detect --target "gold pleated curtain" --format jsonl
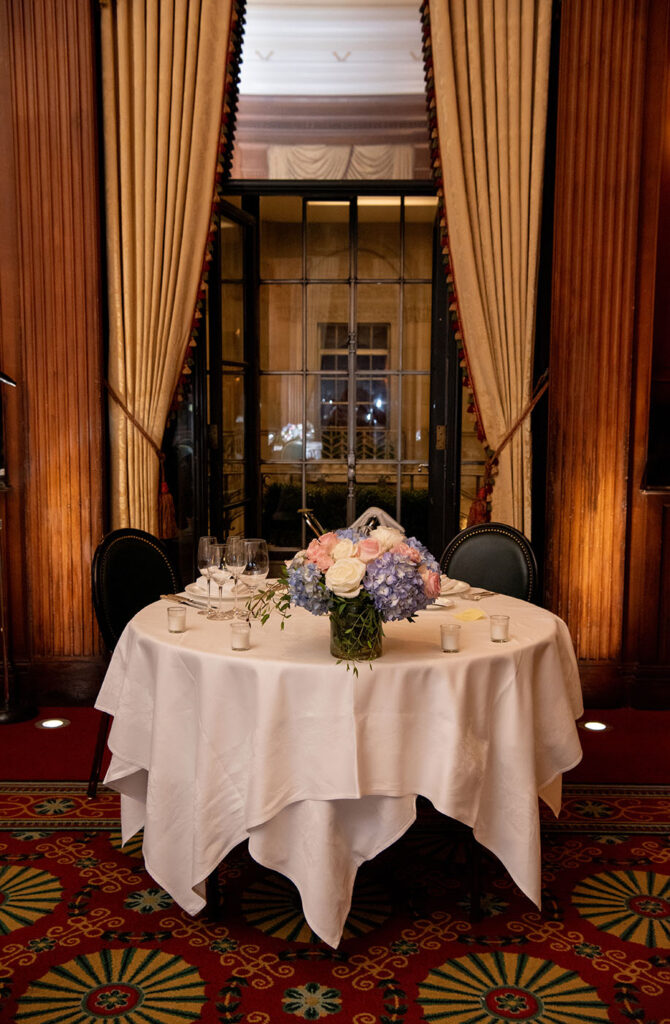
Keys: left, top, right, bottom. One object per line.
{"left": 427, "top": 0, "right": 552, "bottom": 533}
{"left": 100, "top": 0, "right": 234, "bottom": 534}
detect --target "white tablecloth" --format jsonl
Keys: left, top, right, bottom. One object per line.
{"left": 96, "top": 594, "right": 583, "bottom": 947}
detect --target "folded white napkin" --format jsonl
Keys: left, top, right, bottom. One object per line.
{"left": 194, "top": 575, "right": 234, "bottom": 597}
{"left": 440, "top": 575, "right": 466, "bottom": 595}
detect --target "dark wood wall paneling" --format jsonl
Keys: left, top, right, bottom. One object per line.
{"left": 547, "top": 0, "right": 670, "bottom": 706}
{"left": 0, "top": 0, "right": 105, "bottom": 703}
{"left": 625, "top": 0, "right": 670, "bottom": 706}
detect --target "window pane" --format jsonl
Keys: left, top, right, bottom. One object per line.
{"left": 460, "top": 391, "right": 487, "bottom": 530}
{"left": 220, "top": 218, "right": 243, "bottom": 279}
{"left": 260, "top": 195, "right": 302, "bottom": 279}
{"left": 260, "top": 375, "right": 305, "bottom": 460}
{"left": 307, "top": 201, "right": 349, "bottom": 280}
{"left": 354, "top": 471, "right": 399, "bottom": 524}
{"left": 401, "top": 472, "right": 430, "bottom": 542}
{"left": 261, "top": 466, "right": 303, "bottom": 551}
{"left": 223, "top": 469, "right": 245, "bottom": 507}
{"left": 404, "top": 196, "right": 438, "bottom": 279}
{"left": 222, "top": 372, "right": 245, "bottom": 460}
{"left": 357, "top": 376, "right": 397, "bottom": 460}
{"left": 401, "top": 375, "right": 430, "bottom": 461}
{"left": 306, "top": 374, "right": 344, "bottom": 461}
{"left": 403, "top": 283, "right": 431, "bottom": 371}
{"left": 357, "top": 284, "right": 398, "bottom": 369}
{"left": 308, "top": 284, "right": 349, "bottom": 371}
{"left": 357, "top": 196, "right": 400, "bottom": 278}
{"left": 306, "top": 466, "right": 348, "bottom": 531}
{"left": 221, "top": 284, "right": 244, "bottom": 362}
{"left": 223, "top": 505, "right": 246, "bottom": 538}
{"left": 260, "top": 284, "right": 302, "bottom": 370}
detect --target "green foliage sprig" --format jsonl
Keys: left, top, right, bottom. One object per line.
{"left": 244, "top": 570, "right": 292, "bottom": 628}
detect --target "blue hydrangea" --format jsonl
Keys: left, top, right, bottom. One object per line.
{"left": 363, "top": 552, "right": 431, "bottom": 621}
{"left": 287, "top": 561, "right": 331, "bottom": 615}
{"left": 334, "top": 528, "right": 364, "bottom": 543}
{"left": 405, "top": 536, "right": 440, "bottom": 574}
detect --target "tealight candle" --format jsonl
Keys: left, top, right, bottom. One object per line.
{"left": 167, "top": 605, "right": 186, "bottom": 633}
{"left": 440, "top": 622, "right": 461, "bottom": 652}
{"left": 231, "top": 620, "right": 251, "bottom": 650}
{"left": 490, "top": 614, "right": 510, "bottom": 643}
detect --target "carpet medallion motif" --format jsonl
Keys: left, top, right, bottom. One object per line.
{"left": 1, "top": 783, "right": 670, "bottom": 1022}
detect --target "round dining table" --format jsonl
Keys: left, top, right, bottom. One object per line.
{"left": 96, "top": 590, "right": 584, "bottom": 948}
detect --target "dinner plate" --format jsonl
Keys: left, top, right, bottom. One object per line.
{"left": 425, "top": 597, "right": 455, "bottom": 610}
{"left": 185, "top": 582, "right": 234, "bottom": 603}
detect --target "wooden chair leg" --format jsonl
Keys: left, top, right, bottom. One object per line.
{"left": 87, "top": 711, "right": 111, "bottom": 799}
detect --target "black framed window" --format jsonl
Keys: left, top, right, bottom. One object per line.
{"left": 165, "top": 181, "right": 471, "bottom": 577}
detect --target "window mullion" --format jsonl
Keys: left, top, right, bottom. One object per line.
{"left": 347, "top": 199, "right": 358, "bottom": 527}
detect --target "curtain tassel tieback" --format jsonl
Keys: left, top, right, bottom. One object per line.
{"left": 467, "top": 369, "right": 550, "bottom": 526}
{"left": 105, "top": 382, "right": 178, "bottom": 540}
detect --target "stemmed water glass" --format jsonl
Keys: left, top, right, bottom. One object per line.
{"left": 206, "top": 543, "right": 229, "bottom": 620}
{"left": 196, "top": 536, "right": 217, "bottom": 616}
{"left": 224, "top": 536, "right": 247, "bottom": 620}
{"left": 242, "top": 539, "right": 269, "bottom": 596}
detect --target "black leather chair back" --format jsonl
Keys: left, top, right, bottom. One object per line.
{"left": 440, "top": 522, "right": 538, "bottom": 602}
{"left": 92, "top": 528, "right": 180, "bottom": 651}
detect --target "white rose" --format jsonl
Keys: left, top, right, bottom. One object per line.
{"left": 325, "top": 557, "right": 366, "bottom": 598}
{"left": 330, "top": 538, "right": 357, "bottom": 560}
{"left": 369, "top": 526, "right": 405, "bottom": 553}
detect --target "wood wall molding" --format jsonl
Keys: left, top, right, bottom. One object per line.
{"left": 545, "top": 0, "right": 648, "bottom": 663}
{"left": 0, "top": 0, "right": 104, "bottom": 667}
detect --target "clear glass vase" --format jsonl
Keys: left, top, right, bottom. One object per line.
{"left": 329, "top": 597, "right": 383, "bottom": 662}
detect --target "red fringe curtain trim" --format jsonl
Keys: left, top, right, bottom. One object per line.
{"left": 420, "top": 1, "right": 495, "bottom": 525}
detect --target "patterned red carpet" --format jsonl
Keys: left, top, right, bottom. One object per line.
{"left": 1, "top": 783, "right": 670, "bottom": 1022}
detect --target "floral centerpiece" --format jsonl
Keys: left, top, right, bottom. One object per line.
{"left": 249, "top": 525, "right": 441, "bottom": 669}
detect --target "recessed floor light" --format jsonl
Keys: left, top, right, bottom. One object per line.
{"left": 35, "top": 718, "right": 70, "bottom": 730}
{"left": 579, "top": 720, "right": 610, "bottom": 732}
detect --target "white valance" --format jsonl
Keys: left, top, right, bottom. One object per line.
{"left": 268, "top": 144, "right": 414, "bottom": 180}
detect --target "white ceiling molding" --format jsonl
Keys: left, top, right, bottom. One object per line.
{"left": 239, "top": 1, "right": 425, "bottom": 96}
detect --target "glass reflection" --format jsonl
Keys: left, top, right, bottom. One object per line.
{"left": 307, "top": 202, "right": 349, "bottom": 280}
{"left": 357, "top": 196, "right": 400, "bottom": 278}
{"left": 260, "top": 284, "right": 302, "bottom": 370}
{"left": 260, "top": 196, "right": 302, "bottom": 279}
{"left": 404, "top": 196, "right": 438, "bottom": 279}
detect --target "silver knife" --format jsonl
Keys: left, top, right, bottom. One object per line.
{"left": 160, "top": 593, "right": 202, "bottom": 608}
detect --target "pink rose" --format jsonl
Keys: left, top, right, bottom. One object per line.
{"left": 391, "top": 542, "right": 422, "bottom": 564}
{"left": 421, "top": 569, "right": 441, "bottom": 599}
{"left": 318, "top": 532, "right": 339, "bottom": 555}
{"left": 356, "top": 538, "right": 381, "bottom": 563}
{"left": 305, "top": 538, "right": 334, "bottom": 572}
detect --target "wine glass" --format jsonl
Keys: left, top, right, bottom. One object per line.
{"left": 242, "top": 539, "right": 269, "bottom": 596}
{"left": 196, "top": 536, "right": 217, "bottom": 616}
{"left": 224, "top": 536, "right": 247, "bottom": 620}
{"left": 206, "top": 543, "right": 229, "bottom": 620}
